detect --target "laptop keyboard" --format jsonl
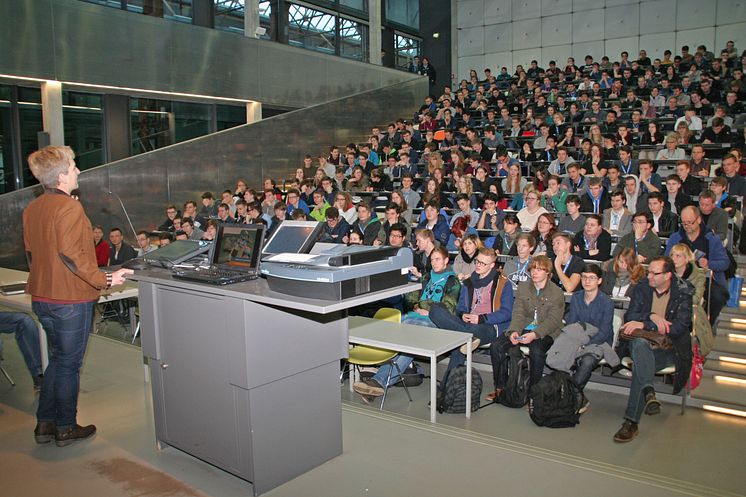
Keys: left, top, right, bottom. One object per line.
{"left": 172, "top": 267, "right": 259, "bottom": 285}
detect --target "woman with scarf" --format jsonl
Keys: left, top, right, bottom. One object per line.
{"left": 353, "top": 247, "right": 460, "bottom": 402}
{"left": 502, "top": 233, "right": 535, "bottom": 290}
{"left": 669, "top": 243, "right": 714, "bottom": 356}
{"left": 453, "top": 234, "right": 483, "bottom": 280}
{"left": 600, "top": 247, "right": 646, "bottom": 297}
{"left": 491, "top": 213, "right": 521, "bottom": 256}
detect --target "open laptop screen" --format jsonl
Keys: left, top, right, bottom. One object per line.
{"left": 212, "top": 224, "right": 265, "bottom": 269}
{"left": 262, "top": 220, "right": 322, "bottom": 257}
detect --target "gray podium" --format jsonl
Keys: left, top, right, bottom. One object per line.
{"left": 132, "top": 270, "right": 417, "bottom": 495}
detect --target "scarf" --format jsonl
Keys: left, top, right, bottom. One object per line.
{"left": 460, "top": 248, "right": 476, "bottom": 264}
{"left": 584, "top": 232, "right": 599, "bottom": 251}
{"left": 471, "top": 267, "right": 497, "bottom": 289}
{"left": 616, "top": 269, "right": 631, "bottom": 288}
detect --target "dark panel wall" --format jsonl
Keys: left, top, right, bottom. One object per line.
{"left": 419, "top": 0, "right": 452, "bottom": 93}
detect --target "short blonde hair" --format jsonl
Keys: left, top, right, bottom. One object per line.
{"left": 27, "top": 146, "right": 75, "bottom": 188}
{"left": 669, "top": 243, "right": 695, "bottom": 264}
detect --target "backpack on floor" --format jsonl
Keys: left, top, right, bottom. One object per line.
{"left": 394, "top": 362, "right": 425, "bottom": 387}
{"left": 498, "top": 348, "right": 530, "bottom": 408}
{"left": 528, "top": 371, "right": 585, "bottom": 428}
{"left": 437, "top": 365, "right": 482, "bottom": 414}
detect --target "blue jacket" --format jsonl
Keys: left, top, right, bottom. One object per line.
{"left": 665, "top": 225, "right": 730, "bottom": 287}
{"left": 417, "top": 214, "right": 450, "bottom": 247}
{"left": 564, "top": 291, "right": 615, "bottom": 346}
{"left": 456, "top": 273, "right": 514, "bottom": 330}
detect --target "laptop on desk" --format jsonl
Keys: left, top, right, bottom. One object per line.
{"left": 172, "top": 223, "right": 265, "bottom": 285}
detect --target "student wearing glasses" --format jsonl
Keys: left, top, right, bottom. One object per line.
{"left": 517, "top": 189, "right": 548, "bottom": 231}
{"left": 614, "top": 256, "right": 693, "bottom": 443}
{"left": 486, "top": 255, "right": 564, "bottom": 402}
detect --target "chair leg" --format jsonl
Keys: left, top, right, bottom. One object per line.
{"left": 131, "top": 321, "right": 141, "bottom": 344}
{"left": 680, "top": 380, "right": 689, "bottom": 415}
{"left": 0, "top": 365, "right": 15, "bottom": 386}
{"left": 380, "top": 363, "right": 394, "bottom": 410}
{"left": 392, "top": 361, "right": 413, "bottom": 402}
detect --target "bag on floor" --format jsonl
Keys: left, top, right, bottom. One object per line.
{"left": 528, "top": 371, "right": 585, "bottom": 428}
{"left": 727, "top": 275, "right": 744, "bottom": 308}
{"left": 394, "top": 362, "right": 425, "bottom": 387}
{"left": 437, "top": 365, "right": 482, "bottom": 414}
{"left": 498, "top": 348, "right": 530, "bottom": 408}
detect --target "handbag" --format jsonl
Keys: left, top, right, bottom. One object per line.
{"left": 690, "top": 341, "right": 704, "bottom": 390}
{"left": 619, "top": 329, "right": 673, "bottom": 350}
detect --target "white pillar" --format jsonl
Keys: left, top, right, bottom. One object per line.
{"left": 369, "top": 0, "right": 382, "bottom": 65}
{"left": 41, "top": 81, "right": 64, "bottom": 146}
{"left": 246, "top": 101, "right": 262, "bottom": 123}
{"left": 244, "top": 0, "right": 260, "bottom": 38}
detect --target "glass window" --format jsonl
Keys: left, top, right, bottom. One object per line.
{"left": 62, "top": 91, "right": 104, "bottom": 171}
{"left": 18, "top": 88, "right": 43, "bottom": 188}
{"left": 130, "top": 98, "right": 212, "bottom": 155}
{"left": 216, "top": 104, "right": 246, "bottom": 131}
{"left": 385, "top": 0, "right": 418, "bottom": 30}
{"left": 395, "top": 33, "right": 420, "bottom": 72}
{"left": 339, "top": 0, "right": 367, "bottom": 14}
{"left": 258, "top": 0, "right": 272, "bottom": 39}
{"left": 215, "top": 0, "right": 245, "bottom": 35}
{"left": 163, "top": 0, "right": 193, "bottom": 23}
{"left": 339, "top": 17, "right": 367, "bottom": 62}
{"left": 287, "top": 4, "right": 336, "bottom": 56}
{"left": 0, "top": 85, "right": 15, "bottom": 194}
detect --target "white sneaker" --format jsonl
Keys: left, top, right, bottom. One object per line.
{"left": 459, "top": 338, "right": 481, "bottom": 355}
{"left": 578, "top": 398, "right": 590, "bottom": 415}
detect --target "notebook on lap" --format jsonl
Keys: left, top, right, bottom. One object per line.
{"left": 172, "top": 223, "right": 265, "bottom": 285}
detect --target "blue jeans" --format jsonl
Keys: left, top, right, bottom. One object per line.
{"left": 572, "top": 353, "right": 601, "bottom": 389}
{"left": 490, "top": 333, "right": 554, "bottom": 388}
{"left": 0, "top": 311, "right": 42, "bottom": 379}
{"left": 428, "top": 303, "right": 500, "bottom": 371}
{"left": 624, "top": 338, "right": 675, "bottom": 424}
{"left": 33, "top": 301, "right": 95, "bottom": 430}
{"left": 371, "top": 314, "right": 435, "bottom": 388}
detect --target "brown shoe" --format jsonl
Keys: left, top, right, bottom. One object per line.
{"left": 34, "top": 422, "right": 56, "bottom": 444}
{"left": 353, "top": 379, "right": 384, "bottom": 398}
{"left": 613, "top": 420, "right": 638, "bottom": 443}
{"left": 55, "top": 424, "right": 96, "bottom": 447}
{"left": 644, "top": 392, "right": 662, "bottom": 416}
{"left": 485, "top": 388, "right": 503, "bottom": 402}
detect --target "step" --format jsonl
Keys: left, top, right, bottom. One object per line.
{"left": 719, "top": 306, "right": 746, "bottom": 318}
{"left": 709, "top": 332, "right": 746, "bottom": 356}
{"left": 703, "top": 357, "right": 746, "bottom": 378}
{"left": 691, "top": 376, "right": 746, "bottom": 408}
{"left": 714, "top": 318, "right": 746, "bottom": 334}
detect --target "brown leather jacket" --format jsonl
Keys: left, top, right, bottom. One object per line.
{"left": 23, "top": 189, "right": 107, "bottom": 301}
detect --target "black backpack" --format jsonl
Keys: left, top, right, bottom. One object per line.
{"left": 498, "top": 348, "right": 530, "bottom": 408}
{"left": 725, "top": 250, "right": 737, "bottom": 280}
{"left": 437, "top": 365, "right": 482, "bottom": 414}
{"left": 528, "top": 371, "right": 585, "bottom": 428}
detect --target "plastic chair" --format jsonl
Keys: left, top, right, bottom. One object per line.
{"left": 0, "top": 338, "right": 16, "bottom": 387}
{"left": 344, "top": 308, "right": 412, "bottom": 410}
{"left": 131, "top": 309, "right": 140, "bottom": 344}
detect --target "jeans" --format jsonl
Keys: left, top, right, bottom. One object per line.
{"left": 0, "top": 311, "right": 42, "bottom": 379}
{"left": 428, "top": 303, "right": 499, "bottom": 371}
{"left": 490, "top": 333, "right": 554, "bottom": 389}
{"left": 371, "top": 314, "right": 435, "bottom": 388}
{"left": 624, "top": 338, "right": 675, "bottom": 424}
{"left": 572, "top": 353, "right": 601, "bottom": 389}
{"left": 33, "top": 301, "right": 95, "bottom": 430}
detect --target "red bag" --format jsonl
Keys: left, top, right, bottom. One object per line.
{"left": 690, "top": 342, "right": 704, "bottom": 391}
{"left": 451, "top": 215, "right": 470, "bottom": 239}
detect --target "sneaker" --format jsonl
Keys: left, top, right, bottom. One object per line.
{"left": 644, "top": 391, "right": 662, "bottom": 416}
{"left": 613, "top": 420, "right": 638, "bottom": 443}
{"left": 459, "top": 338, "right": 481, "bottom": 355}
{"left": 34, "top": 422, "right": 56, "bottom": 444}
{"left": 55, "top": 424, "right": 96, "bottom": 447}
{"left": 353, "top": 379, "right": 384, "bottom": 398}
{"left": 578, "top": 397, "right": 591, "bottom": 415}
{"left": 485, "top": 388, "right": 503, "bottom": 403}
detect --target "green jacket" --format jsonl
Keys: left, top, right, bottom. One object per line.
{"left": 405, "top": 269, "right": 461, "bottom": 314}
{"left": 508, "top": 280, "right": 565, "bottom": 339}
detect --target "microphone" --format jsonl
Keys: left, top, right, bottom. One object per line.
{"left": 108, "top": 190, "right": 139, "bottom": 244}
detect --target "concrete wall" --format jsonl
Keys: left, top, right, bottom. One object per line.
{"left": 455, "top": 0, "right": 746, "bottom": 80}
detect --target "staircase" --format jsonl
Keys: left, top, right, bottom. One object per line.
{"left": 690, "top": 256, "right": 746, "bottom": 418}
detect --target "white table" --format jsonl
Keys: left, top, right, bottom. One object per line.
{"left": 348, "top": 316, "right": 473, "bottom": 423}
{"left": 0, "top": 267, "right": 138, "bottom": 370}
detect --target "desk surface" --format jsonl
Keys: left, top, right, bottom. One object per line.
{"left": 0, "top": 267, "right": 138, "bottom": 312}
{"left": 132, "top": 269, "right": 420, "bottom": 315}
{"left": 348, "top": 316, "right": 471, "bottom": 357}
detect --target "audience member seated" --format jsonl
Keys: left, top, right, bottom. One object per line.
{"left": 346, "top": 202, "right": 381, "bottom": 246}
{"left": 698, "top": 190, "right": 729, "bottom": 242}
{"left": 285, "top": 188, "right": 310, "bottom": 219}
{"left": 158, "top": 232, "right": 172, "bottom": 246}
{"left": 517, "top": 187, "right": 548, "bottom": 231}
{"left": 557, "top": 195, "right": 586, "bottom": 234}
{"left": 647, "top": 192, "right": 678, "bottom": 237}
{"left": 709, "top": 177, "right": 738, "bottom": 218}
{"left": 572, "top": 214, "right": 612, "bottom": 261}
{"left": 308, "top": 189, "right": 331, "bottom": 222}
{"left": 411, "top": 229, "right": 436, "bottom": 279}
{"left": 92, "top": 225, "right": 110, "bottom": 267}
{"left": 542, "top": 175, "right": 568, "bottom": 214}
{"left": 670, "top": 244, "right": 714, "bottom": 356}
{"left": 417, "top": 200, "right": 450, "bottom": 247}
{"left": 158, "top": 204, "right": 179, "bottom": 231}
{"left": 352, "top": 247, "right": 461, "bottom": 403}
{"left": 108, "top": 227, "right": 136, "bottom": 265}
{"left": 0, "top": 311, "right": 43, "bottom": 389}
{"left": 487, "top": 255, "right": 564, "bottom": 401}
{"left": 532, "top": 213, "right": 557, "bottom": 258}
{"left": 430, "top": 248, "right": 514, "bottom": 375}
{"left": 377, "top": 203, "right": 411, "bottom": 246}
{"left": 181, "top": 217, "right": 204, "bottom": 241}
{"left": 603, "top": 190, "right": 633, "bottom": 236}
{"left": 317, "top": 207, "right": 349, "bottom": 244}
{"left": 580, "top": 177, "right": 611, "bottom": 215}
{"left": 612, "top": 211, "right": 662, "bottom": 264}
{"left": 503, "top": 233, "right": 535, "bottom": 290}
{"left": 676, "top": 161, "right": 703, "bottom": 197}
{"left": 216, "top": 203, "right": 234, "bottom": 224}
{"left": 452, "top": 234, "right": 482, "bottom": 280}
{"left": 665, "top": 206, "right": 729, "bottom": 324}
{"left": 664, "top": 174, "right": 693, "bottom": 216}
{"left": 560, "top": 163, "right": 588, "bottom": 196}
{"left": 135, "top": 230, "right": 155, "bottom": 257}
{"left": 202, "top": 220, "right": 218, "bottom": 241}
{"left": 550, "top": 232, "right": 583, "bottom": 292}
{"left": 491, "top": 212, "right": 521, "bottom": 255}
{"left": 613, "top": 256, "right": 692, "bottom": 443}
{"left": 601, "top": 247, "right": 646, "bottom": 297}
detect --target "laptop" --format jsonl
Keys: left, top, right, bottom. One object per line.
{"left": 261, "top": 220, "right": 323, "bottom": 260}
{"left": 172, "top": 223, "right": 265, "bottom": 285}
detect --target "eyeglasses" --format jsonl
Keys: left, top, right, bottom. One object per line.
{"left": 525, "top": 196, "right": 538, "bottom": 201}
{"left": 389, "top": 233, "right": 404, "bottom": 238}
{"left": 475, "top": 259, "right": 494, "bottom": 266}
{"left": 681, "top": 220, "right": 699, "bottom": 226}
{"left": 580, "top": 275, "right": 599, "bottom": 281}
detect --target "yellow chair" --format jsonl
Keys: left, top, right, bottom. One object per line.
{"left": 345, "top": 308, "right": 412, "bottom": 409}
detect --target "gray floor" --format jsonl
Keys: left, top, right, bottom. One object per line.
{"left": 1, "top": 333, "right": 745, "bottom": 497}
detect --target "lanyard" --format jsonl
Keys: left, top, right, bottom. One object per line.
{"left": 562, "top": 256, "right": 572, "bottom": 274}
{"left": 620, "top": 160, "right": 631, "bottom": 175}
{"left": 517, "top": 258, "right": 530, "bottom": 275}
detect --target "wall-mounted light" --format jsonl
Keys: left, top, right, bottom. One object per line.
{"left": 432, "top": 33, "right": 439, "bottom": 39}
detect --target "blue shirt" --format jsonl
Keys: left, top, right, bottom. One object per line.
{"left": 564, "top": 291, "right": 615, "bottom": 346}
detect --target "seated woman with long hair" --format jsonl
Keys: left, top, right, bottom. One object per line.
{"left": 669, "top": 243, "right": 714, "bottom": 356}
{"left": 452, "top": 234, "right": 484, "bottom": 280}
{"left": 531, "top": 213, "right": 557, "bottom": 258}
{"left": 600, "top": 247, "right": 645, "bottom": 298}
